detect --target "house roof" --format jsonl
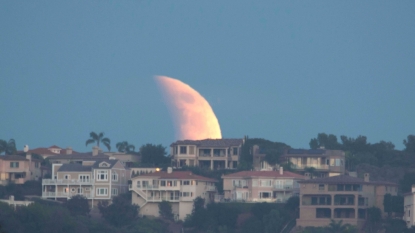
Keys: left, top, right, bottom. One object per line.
{"left": 49, "top": 145, "right": 62, "bottom": 149}
{"left": 281, "top": 149, "right": 344, "bottom": 157}
{"left": 48, "top": 152, "right": 109, "bottom": 160}
{"left": 0, "top": 155, "right": 29, "bottom": 161}
{"left": 58, "top": 164, "right": 92, "bottom": 172}
{"left": 222, "top": 170, "right": 305, "bottom": 179}
{"left": 298, "top": 175, "right": 397, "bottom": 186}
{"left": 22, "top": 146, "right": 79, "bottom": 155}
{"left": 132, "top": 171, "right": 217, "bottom": 182}
{"left": 92, "top": 160, "right": 119, "bottom": 169}
{"left": 171, "top": 139, "right": 244, "bottom": 148}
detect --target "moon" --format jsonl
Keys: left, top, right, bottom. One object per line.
{"left": 155, "top": 76, "right": 222, "bottom": 140}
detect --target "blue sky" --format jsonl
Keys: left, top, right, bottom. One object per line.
{"left": 1, "top": 1, "right": 414, "bottom": 152}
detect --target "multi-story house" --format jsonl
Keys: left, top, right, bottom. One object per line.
{"left": 170, "top": 139, "right": 244, "bottom": 170}
{"left": 297, "top": 174, "right": 397, "bottom": 230}
{"left": 280, "top": 148, "right": 345, "bottom": 177}
{"left": 19, "top": 145, "right": 79, "bottom": 159}
{"left": 221, "top": 168, "right": 305, "bottom": 203}
{"left": 42, "top": 159, "right": 130, "bottom": 207}
{"left": 0, "top": 154, "right": 41, "bottom": 185}
{"left": 403, "top": 185, "right": 415, "bottom": 228}
{"left": 129, "top": 168, "right": 217, "bottom": 220}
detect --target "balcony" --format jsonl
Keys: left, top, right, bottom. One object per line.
{"left": 42, "top": 192, "right": 93, "bottom": 199}
{"left": 146, "top": 196, "right": 180, "bottom": 202}
{"left": 273, "top": 185, "right": 295, "bottom": 190}
{"left": 42, "top": 179, "right": 93, "bottom": 185}
{"left": 292, "top": 164, "right": 329, "bottom": 170}
{"left": 205, "top": 186, "right": 217, "bottom": 192}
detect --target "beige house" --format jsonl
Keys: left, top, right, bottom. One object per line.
{"left": 170, "top": 139, "right": 244, "bottom": 170}
{"left": 42, "top": 159, "right": 130, "bottom": 207}
{"left": 130, "top": 168, "right": 217, "bottom": 220}
{"left": 297, "top": 174, "right": 397, "bottom": 230}
{"left": 221, "top": 168, "right": 305, "bottom": 203}
{"left": 403, "top": 185, "right": 415, "bottom": 228}
{"left": 280, "top": 148, "right": 345, "bottom": 177}
{"left": 0, "top": 154, "right": 42, "bottom": 185}
{"left": 20, "top": 145, "right": 78, "bottom": 159}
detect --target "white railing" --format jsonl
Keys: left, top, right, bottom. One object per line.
{"left": 205, "top": 186, "right": 216, "bottom": 192}
{"left": 42, "top": 179, "right": 93, "bottom": 185}
{"left": 292, "top": 164, "right": 329, "bottom": 170}
{"left": 273, "top": 185, "right": 297, "bottom": 190}
{"left": 42, "top": 192, "right": 93, "bottom": 198}
{"left": 146, "top": 196, "right": 180, "bottom": 202}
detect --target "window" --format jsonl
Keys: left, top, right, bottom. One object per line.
{"left": 260, "top": 180, "right": 272, "bottom": 187}
{"left": 260, "top": 192, "right": 271, "bottom": 199}
{"left": 111, "top": 188, "right": 118, "bottom": 196}
{"left": 77, "top": 188, "right": 83, "bottom": 194}
{"left": 189, "top": 146, "right": 195, "bottom": 155}
{"left": 160, "top": 181, "right": 166, "bottom": 186}
{"left": 112, "top": 173, "right": 118, "bottom": 181}
{"left": 183, "top": 180, "right": 190, "bottom": 185}
{"left": 63, "top": 188, "right": 69, "bottom": 193}
{"left": 79, "top": 175, "right": 90, "bottom": 182}
{"left": 136, "top": 181, "right": 141, "bottom": 188}
{"left": 319, "top": 184, "right": 325, "bottom": 191}
{"left": 253, "top": 180, "right": 258, "bottom": 187}
{"left": 35, "top": 162, "right": 39, "bottom": 168}
{"left": 71, "top": 188, "right": 75, "bottom": 193}
{"left": 97, "top": 170, "right": 108, "bottom": 181}
{"left": 181, "top": 192, "right": 192, "bottom": 197}
{"left": 233, "top": 147, "right": 238, "bottom": 155}
{"left": 96, "top": 188, "right": 108, "bottom": 196}
{"left": 10, "top": 162, "right": 19, "bottom": 168}
{"left": 64, "top": 174, "right": 70, "bottom": 180}
{"left": 180, "top": 146, "right": 187, "bottom": 154}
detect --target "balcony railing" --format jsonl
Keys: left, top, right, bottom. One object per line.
{"left": 273, "top": 185, "right": 295, "bottom": 190}
{"left": 205, "top": 186, "right": 217, "bottom": 192}
{"left": 146, "top": 196, "right": 180, "bottom": 202}
{"left": 42, "top": 192, "right": 93, "bottom": 198}
{"left": 42, "top": 179, "right": 93, "bottom": 185}
{"left": 292, "top": 164, "right": 329, "bottom": 170}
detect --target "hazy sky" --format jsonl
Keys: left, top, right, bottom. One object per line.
{"left": 1, "top": 1, "right": 414, "bottom": 152}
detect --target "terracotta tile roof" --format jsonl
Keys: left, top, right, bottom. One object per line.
{"left": 22, "top": 147, "right": 79, "bottom": 155}
{"left": 298, "top": 175, "right": 397, "bottom": 186}
{"left": 0, "top": 155, "right": 29, "bottom": 161}
{"left": 132, "top": 171, "right": 217, "bottom": 182}
{"left": 48, "top": 152, "right": 109, "bottom": 160}
{"left": 222, "top": 170, "right": 305, "bottom": 179}
{"left": 171, "top": 139, "right": 243, "bottom": 147}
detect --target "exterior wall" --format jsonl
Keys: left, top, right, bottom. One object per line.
{"left": 179, "top": 201, "right": 193, "bottom": 220}
{"left": 0, "top": 158, "right": 41, "bottom": 185}
{"left": 404, "top": 193, "right": 415, "bottom": 228}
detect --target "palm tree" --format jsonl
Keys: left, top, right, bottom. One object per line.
{"left": 85, "top": 132, "right": 111, "bottom": 151}
{"left": 116, "top": 141, "right": 135, "bottom": 153}
{"left": 326, "top": 219, "right": 357, "bottom": 233}
{"left": 0, "top": 139, "right": 16, "bottom": 155}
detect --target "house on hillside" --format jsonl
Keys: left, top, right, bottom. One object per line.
{"left": 20, "top": 145, "right": 79, "bottom": 159}
{"left": 221, "top": 168, "right": 305, "bottom": 203}
{"left": 297, "top": 173, "right": 397, "bottom": 230}
{"left": 280, "top": 148, "right": 345, "bottom": 178}
{"left": 41, "top": 159, "right": 130, "bottom": 207}
{"left": 403, "top": 185, "right": 415, "bottom": 228}
{"left": 170, "top": 138, "right": 244, "bottom": 170}
{"left": 0, "top": 154, "right": 42, "bottom": 185}
{"left": 130, "top": 168, "right": 217, "bottom": 220}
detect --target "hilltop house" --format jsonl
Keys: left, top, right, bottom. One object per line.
{"left": 130, "top": 168, "right": 217, "bottom": 220}
{"left": 297, "top": 174, "right": 397, "bottom": 230}
{"left": 0, "top": 154, "right": 42, "bottom": 185}
{"left": 170, "top": 139, "right": 244, "bottom": 170}
{"left": 221, "top": 168, "right": 305, "bottom": 203}
{"left": 42, "top": 159, "right": 130, "bottom": 207}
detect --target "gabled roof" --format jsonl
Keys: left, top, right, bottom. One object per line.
{"left": 49, "top": 145, "right": 62, "bottom": 149}
{"left": 0, "top": 155, "right": 28, "bottom": 161}
{"left": 58, "top": 164, "right": 92, "bottom": 172}
{"left": 298, "top": 175, "right": 397, "bottom": 186}
{"left": 222, "top": 170, "right": 305, "bottom": 179}
{"left": 132, "top": 171, "right": 217, "bottom": 182}
{"left": 92, "top": 159, "right": 119, "bottom": 169}
{"left": 171, "top": 139, "right": 243, "bottom": 148}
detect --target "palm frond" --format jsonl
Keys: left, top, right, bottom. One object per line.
{"left": 85, "top": 139, "right": 95, "bottom": 146}
{"left": 89, "top": 132, "right": 99, "bottom": 140}
{"left": 103, "top": 141, "right": 111, "bottom": 152}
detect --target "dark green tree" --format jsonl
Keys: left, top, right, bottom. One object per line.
{"left": 263, "top": 209, "right": 284, "bottom": 233}
{"left": 404, "top": 135, "right": 415, "bottom": 154}
{"left": 366, "top": 207, "right": 382, "bottom": 233}
{"left": 158, "top": 201, "right": 173, "bottom": 220}
{"left": 251, "top": 202, "right": 273, "bottom": 221}
{"left": 98, "top": 193, "right": 138, "bottom": 227}
{"left": 0, "top": 139, "right": 17, "bottom": 155}
{"left": 139, "top": 144, "right": 169, "bottom": 166}
{"left": 85, "top": 131, "right": 111, "bottom": 151}
{"left": 325, "top": 219, "right": 356, "bottom": 233}
{"left": 65, "top": 195, "right": 90, "bottom": 216}
{"left": 264, "top": 148, "right": 283, "bottom": 165}
{"left": 116, "top": 141, "right": 135, "bottom": 153}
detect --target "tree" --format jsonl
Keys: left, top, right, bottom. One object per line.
{"left": 98, "top": 193, "right": 138, "bottom": 227}
{"left": 0, "top": 139, "right": 16, "bottom": 155}
{"left": 366, "top": 207, "right": 382, "bottom": 233}
{"left": 158, "top": 201, "right": 173, "bottom": 220}
{"left": 251, "top": 202, "right": 273, "bottom": 221}
{"left": 264, "top": 148, "right": 282, "bottom": 165}
{"left": 139, "top": 144, "right": 169, "bottom": 166}
{"left": 263, "top": 209, "right": 283, "bottom": 233}
{"left": 85, "top": 132, "right": 111, "bottom": 151}
{"left": 325, "top": 219, "right": 356, "bottom": 233}
{"left": 404, "top": 135, "right": 415, "bottom": 154}
{"left": 116, "top": 141, "right": 135, "bottom": 153}
{"left": 65, "top": 195, "right": 90, "bottom": 216}
{"left": 309, "top": 133, "right": 341, "bottom": 150}
{"left": 304, "top": 167, "right": 317, "bottom": 179}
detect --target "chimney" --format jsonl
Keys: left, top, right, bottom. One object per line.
{"left": 26, "top": 153, "right": 32, "bottom": 161}
{"left": 167, "top": 167, "right": 172, "bottom": 174}
{"left": 66, "top": 147, "right": 72, "bottom": 155}
{"left": 364, "top": 173, "right": 370, "bottom": 182}
{"left": 412, "top": 185, "right": 415, "bottom": 193}
{"left": 23, "top": 145, "right": 29, "bottom": 152}
{"left": 92, "top": 146, "right": 99, "bottom": 156}
{"left": 279, "top": 166, "right": 283, "bottom": 175}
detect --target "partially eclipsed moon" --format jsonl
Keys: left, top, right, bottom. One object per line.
{"left": 155, "top": 76, "right": 222, "bottom": 140}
